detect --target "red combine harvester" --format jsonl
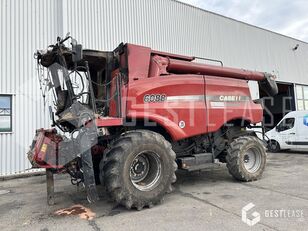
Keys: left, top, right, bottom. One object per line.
{"left": 28, "top": 35, "right": 278, "bottom": 210}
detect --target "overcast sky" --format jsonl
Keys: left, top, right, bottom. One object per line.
{"left": 178, "top": 0, "right": 308, "bottom": 42}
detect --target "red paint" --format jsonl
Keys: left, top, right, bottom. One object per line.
{"left": 125, "top": 74, "right": 262, "bottom": 141}
{"left": 125, "top": 44, "right": 266, "bottom": 82}
{"left": 120, "top": 44, "right": 266, "bottom": 140}
{"left": 31, "top": 129, "right": 64, "bottom": 169}
{"left": 167, "top": 58, "right": 265, "bottom": 81}
{"left": 205, "top": 76, "right": 262, "bottom": 133}
{"left": 126, "top": 44, "right": 152, "bottom": 80}
{"left": 96, "top": 117, "right": 123, "bottom": 127}
{"left": 109, "top": 69, "right": 120, "bottom": 117}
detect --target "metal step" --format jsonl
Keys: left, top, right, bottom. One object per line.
{"left": 177, "top": 153, "right": 219, "bottom": 171}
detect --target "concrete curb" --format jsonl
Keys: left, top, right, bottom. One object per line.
{"left": 0, "top": 170, "right": 46, "bottom": 181}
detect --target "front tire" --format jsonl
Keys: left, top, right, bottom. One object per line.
{"left": 101, "top": 130, "right": 177, "bottom": 210}
{"left": 226, "top": 136, "right": 266, "bottom": 182}
{"left": 268, "top": 140, "right": 280, "bottom": 153}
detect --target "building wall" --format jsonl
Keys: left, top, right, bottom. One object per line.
{"left": 1, "top": 0, "right": 308, "bottom": 175}
{"left": 0, "top": 0, "right": 64, "bottom": 175}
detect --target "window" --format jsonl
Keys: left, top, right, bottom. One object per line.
{"left": 276, "top": 118, "right": 295, "bottom": 132}
{"left": 0, "top": 95, "right": 12, "bottom": 132}
{"left": 296, "top": 85, "right": 308, "bottom": 110}
{"left": 304, "top": 86, "right": 308, "bottom": 99}
{"left": 296, "top": 85, "right": 303, "bottom": 99}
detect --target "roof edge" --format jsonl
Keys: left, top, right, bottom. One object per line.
{"left": 172, "top": 0, "right": 308, "bottom": 45}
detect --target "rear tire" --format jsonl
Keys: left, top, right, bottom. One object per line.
{"left": 226, "top": 136, "right": 266, "bottom": 182}
{"left": 101, "top": 130, "right": 177, "bottom": 210}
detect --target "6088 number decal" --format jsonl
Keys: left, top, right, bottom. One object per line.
{"left": 144, "top": 94, "right": 167, "bottom": 103}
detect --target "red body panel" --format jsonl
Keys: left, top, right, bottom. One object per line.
{"left": 96, "top": 117, "right": 123, "bottom": 127}
{"left": 126, "top": 75, "right": 207, "bottom": 140}
{"left": 125, "top": 74, "right": 262, "bottom": 141}
{"left": 126, "top": 44, "right": 152, "bottom": 80}
{"left": 205, "top": 76, "right": 263, "bottom": 133}
{"left": 167, "top": 58, "right": 265, "bottom": 81}
{"left": 118, "top": 44, "right": 265, "bottom": 141}
{"left": 29, "top": 129, "right": 64, "bottom": 169}
{"left": 109, "top": 69, "right": 120, "bottom": 117}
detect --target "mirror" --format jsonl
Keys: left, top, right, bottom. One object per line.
{"left": 71, "top": 39, "right": 83, "bottom": 63}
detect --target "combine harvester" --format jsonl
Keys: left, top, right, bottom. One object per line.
{"left": 28, "top": 35, "right": 278, "bottom": 210}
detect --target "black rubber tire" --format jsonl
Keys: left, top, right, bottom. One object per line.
{"left": 268, "top": 140, "right": 280, "bottom": 153}
{"left": 226, "top": 136, "right": 266, "bottom": 182}
{"left": 100, "top": 130, "right": 177, "bottom": 210}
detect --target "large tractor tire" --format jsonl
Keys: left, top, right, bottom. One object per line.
{"left": 101, "top": 130, "right": 177, "bottom": 210}
{"left": 226, "top": 136, "right": 266, "bottom": 182}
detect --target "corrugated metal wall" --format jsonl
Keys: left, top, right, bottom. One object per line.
{"left": 0, "top": 0, "right": 62, "bottom": 175}
{"left": 62, "top": 0, "right": 308, "bottom": 84}
{"left": 1, "top": 0, "right": 308, "bottom": 175}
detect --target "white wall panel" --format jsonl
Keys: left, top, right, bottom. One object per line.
{"left": 0, "top": 0, "right": 61, "bottom": 175}
{"left": 63, "top": 0, "right": 308, "bottom": 85}
{"left": 1, "top": 0, "right": 308, "bottom": 175}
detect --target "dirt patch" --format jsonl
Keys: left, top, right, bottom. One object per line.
{"left": 54, "top": 204, "right": 96, "bottom": 220}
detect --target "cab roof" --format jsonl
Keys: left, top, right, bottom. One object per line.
{"left": 285, "top": 111, "right": 308, "bottom": 117}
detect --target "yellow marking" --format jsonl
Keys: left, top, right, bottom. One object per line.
{"left": 41, "top": 144, "right": 47, "bottom": 153}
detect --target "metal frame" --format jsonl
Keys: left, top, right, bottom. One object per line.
{"left": 295, "top": 84, "right": 308, "bottom": 110}
{"left": 46, "top": 169, "right": 55, "bottom": 205}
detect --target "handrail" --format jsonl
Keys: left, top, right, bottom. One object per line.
{"left": 193, "top": 56, "right": 224, "bottom": 67}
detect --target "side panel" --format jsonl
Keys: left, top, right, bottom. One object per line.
{"left": 278, "top": 118, "right": 297, "bottom": 149}
{"left": 205, "top": 76, "right": 263, "bottom": 133}
{"left": 109, "top": 69, "right": 120, "bottom": 117}
{"left": 296, "top": 115, "right": 308, "bottom": 149}
{"left": 126, "top": 44, "right": 152, "bottom": 80}
{"left": 126, "top": 75, "right": 207, "bottom": 141}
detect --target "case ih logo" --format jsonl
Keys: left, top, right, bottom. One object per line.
{"left": 304, "top": 115, "right": 308, "bottom": 127}
{"left": 219, "top": 95, "right": 243, "bottom": 102}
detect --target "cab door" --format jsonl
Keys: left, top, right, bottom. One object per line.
{"left": 276, "top": 117, "right": 297, "bottom": 149}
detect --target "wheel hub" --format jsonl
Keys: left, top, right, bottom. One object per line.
{"left": 129, "top": 151, "right": 162, "bottom": 191}
{"left": 270, "top": 141, "right": 277, "bottom": 150}
{"left": 243, "top": 148, "right": 262, "bottom": 173}
{"left": 130, "top": 155, "right": 150, "bottom": 182}
{"left": 244, "top": 155, "right": 250, "bottom": 163}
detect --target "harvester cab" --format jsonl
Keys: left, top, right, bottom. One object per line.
{"left": 35, "top": 35, "right": 122, "bottom": 126}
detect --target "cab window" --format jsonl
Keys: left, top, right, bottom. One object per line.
{"left": 276, "top": 118, "right": 295, "bottom": 132}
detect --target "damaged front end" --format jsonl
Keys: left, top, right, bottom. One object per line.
{"left": 29, "top": 34, "right": 105, "bottom": 203}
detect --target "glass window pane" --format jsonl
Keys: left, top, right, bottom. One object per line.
{"left": 277, "top": 118, "right": 295, "bottom": 132}
{"left": 0, "top": 116, "right": 11, "bottom": 131}
{"left": 304, "top": 87, "right": 308, "bottom": 100}
{"left": 298, "top": 100, "right": 304, "bottom": 110}
{"left": 305, "top": 100, "right": 308, "bottom": 110}
{"left": 296, "top": 85, "right": 303, "bottom": 99}
{"left": 0, "top": 96, "right": 11, "bottom": 111}
{"left": 0, "top": 95, "right": 12, "bottom": 132}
